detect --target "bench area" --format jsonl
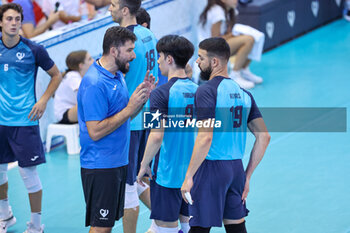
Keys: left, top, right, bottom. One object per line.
{"left": 237, "top": 0, "right": 344, "bottom": 50}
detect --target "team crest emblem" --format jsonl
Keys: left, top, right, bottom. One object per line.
{"left": 311, "top": 1, "right": 319, "bottom": 18}
{"left": 100, "top": 209, "right": 109, "bottom": 218}
{"left": 16, "top": 52, "right": 25, "bottom": 60}
{"left": 287, "top": 11, "right": 296, "bottom": 27}
{"left": 266, "top": 22, "right": 274, "bottom": 39}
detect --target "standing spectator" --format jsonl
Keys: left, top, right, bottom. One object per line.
{"left": 181, "top": 37, "right": 270, "bottom": 233}
{"left": 0, "top": 3, "right": 61, "bottom": 232}
{"left": 12, "top": 0, "right": 60, "bottom": 38}
{"left": 77, "top": 26, "right": 154, "bottom": 233}
{"left": 198, "top": 0, "right": 262, "bottom": 89}
{"left": 54, "top": 50, "right": 93, "bottom": 124}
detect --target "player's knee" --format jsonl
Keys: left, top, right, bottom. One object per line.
{"left": 0, "top": 164, "right": 8, "bottom": 186}
{"left": 18, "top": 166, "right": 42, "bottom": 193}
{"left": 137, "top": 181, "right": 149, "bottom": 196}
{"left": 224, "top": 221, "right": 247, "bottom": 233}
{"left": 124, "top": 182, "right": 139, "bottom": 209}
{"left": 189, "top": 226, "right": 211, "bottom": 233}
{"left": 245, "top": 35, "right": 255, "bottom": 47}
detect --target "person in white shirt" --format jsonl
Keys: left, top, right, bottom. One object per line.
{"left": 198, "top": 0, "right": 263, "bottom": 89}
{"left": 54, "top": 50, "right": 93, "bottom": 124}
{"left": 41, "top": 0, "right": 88, "bottom": 30}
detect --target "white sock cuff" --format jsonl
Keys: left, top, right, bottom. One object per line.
{"left": 0, "top": 164, "right": 8, "bottom": 185}
{"left": 31, "top": 212, "right": 42, "bottom": 229}
{"left": 180, "top": 222, "right": 190, "bottom": 233}
{"left": 157, "top": 226, "right": 179, "bottom": 233}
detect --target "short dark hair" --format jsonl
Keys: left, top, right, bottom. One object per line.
{"left": 120, "top": 0, "right": 141, "bottom": 16}
{"left": 0, "top": 3, "right": 24, "bottom": 31}
{"left": 136, "top": 7, "right": 150, "bottom": 29}
{"left": 102, "top": 26, "right": 136, "bottom": 55}
{"left": 199, "top": 37, "right": 230, "bottom": 62}
{"left": 156, "top": 35, "right": 194, "bottom": 69}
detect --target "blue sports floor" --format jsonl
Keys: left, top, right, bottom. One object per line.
{"left": 6, "top": 19, "right": 350, "bottom": 233}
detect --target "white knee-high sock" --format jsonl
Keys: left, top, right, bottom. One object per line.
{"left": 0, "top": 198, "right": 10, "bottom": 218}
{"left": 31, "top": 212, "right": 41, "bottom": 229}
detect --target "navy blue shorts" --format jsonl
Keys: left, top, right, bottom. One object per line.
{"left": 150, "top": 179, "right": 189, "bottom": 222}
{"left": 57, "top": 110, "right": 76, "bottom": 124}
{"left": 127, "top": 129, "right": 149, "bottom": 185}
{"left": 0, "top": 125, "right": 45, "bottom": 167}
{"left": 189, "top": 159, "right": 249, "bottom": 228}
{"left": 81, "top": 166, "right": 127, "bottom": 227}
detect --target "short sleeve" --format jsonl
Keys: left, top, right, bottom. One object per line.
{"left": 207, "top": 5, "right": 226, "bottom": 26}
{"left": 41, "top": 0, "right": 54, "bottom": 16}
{"left": 35, "top": 45, "right": 54, "bottom": 71}
{"left": 150, "top": 87, "right": 168, "bottom": 116}
{"left": 247, "top": 92, "right": 262, "bottom": 123}
{"left": 13, "top": 0, "right": 36, "bottom": 25}
{"left": 195, "top": 85, "right": 216, "bottom": 121}
{"left": 66, "top": 72, "right": 82, "bottom": 92}
{"left": 82, "top": 85, "right": 108, "bottom": 121}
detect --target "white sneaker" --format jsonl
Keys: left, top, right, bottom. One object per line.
{"left": 240, "top": 67, "right": 263, "bottom": 84}
{"left": 229, "top": 71, "right": 255, "bottom": 89}
{"left": 23, "top": 222, "right": 44, "bottom": 233}
{"left": 0, "top": 207, "right": 16, "bottom": 233}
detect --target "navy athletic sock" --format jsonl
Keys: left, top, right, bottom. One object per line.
{"left": 189, "top": 226, "right": 211, "bottom": 233}
{"left": 224, "top": 221, "right": 247, "bottom": 233}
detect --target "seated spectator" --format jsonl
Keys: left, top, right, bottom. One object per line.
{"left": 198, "top": 0, "right": 263, "bottom": 89}
{"left": 54, "top": 50, "right": 93, "bottom": 124}
{"left": 41, "top": 0, "right": 82, "bottom": 29}
{"left": 12, "top": 0, "right": 60, "bottom": 38}
{"left": 84, "top": 0, "right": 110, "bottom": 8}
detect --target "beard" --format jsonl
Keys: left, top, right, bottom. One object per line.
{"left": 199, "top": 65, "right": 212, "bottom": 81}
{"left": 114, "top": 16, "right": 122, "bottom": 24}
{"left": 115, "top": 55, "right": 130, "bottom": 74}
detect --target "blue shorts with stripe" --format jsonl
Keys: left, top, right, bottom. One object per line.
{"left": 150, "top": 179, "right": 189, "bottom": 222}
{"left": 0, "top": 125, "right": 45, "bottom": 167}
{"left": 189, "top": 159, "right": 249, "bottom": 228}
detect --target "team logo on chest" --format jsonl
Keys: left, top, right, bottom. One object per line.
{"left": 16, "top": 52, "right": 25, "bottom": 62}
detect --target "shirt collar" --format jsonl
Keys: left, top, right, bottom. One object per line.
{"left": 93, "top": 60, "right": 121, "bottom": 79}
